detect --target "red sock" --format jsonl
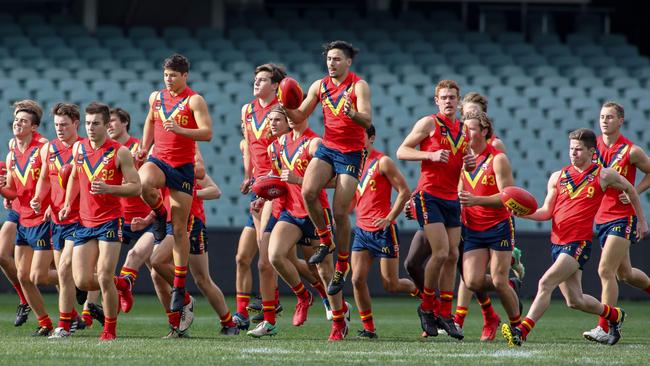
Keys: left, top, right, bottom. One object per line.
{"left": 599, "top": 316, "right": 609, "bottom": 332}
{"left": 104, "top": 317, "right": 117, "bottom": 335}
{"left": 421, "top": 287, "right": 437, "bottom": 313}
{"left": 275, "top": 287, "right": 279, "bottom": 303}
{"left": 439, "top": 291, "right": 453, "bottom": 318}
{"left": 82, "top": 310, "right": 93, "bottom": 327}
{"left": 644, "top": 284, "right": 650, "bottom": 294}
{"left": 262, "top": 300, "right": 276, "bottom": 325}
{"left": 183, "top": 291, "right": 191, "bottom": 305}
{"left": 167, "top": 311, "right": 180, "bottom": 328}
{"left": 454, "top": 306, "right": 468, "bottom": 327}
{"left": 12, "top": 281, "right": 27, "bottom": 305}
{"left": 114, "top": 276, "right": 129, "bottom": 291}
{"left": 332, "top": 308, "right": 345, "bottom": 324}
{"left": 600, "top": 304, "right": 622, "bottom": 323}
{"left": 291, "top": 283, "right": 310, "bottom": 301}
{"left": 310, "top": 281, "right": 327, "bottom": 299}
{"left": 38, "top": 314, "right": 53, "bottom": 330}
{"left": 236, "top": 292, "right": 250, "bottom": 317}
{"left": 173, "top": 265, "right": 187, "bottom": 288}
{"left": 359, "top": 309, "right": 374, "bottom": 332}
{"left": 518, "top": 317, "right": 535, "bottom": 338}
{"left": 410, "top": 288, "right": 422, "bottom": 299}
{"left": 478, "top": 295, "right": 498, "bottom": 320}
{"left": 58, "top": 311, "right": 73, "bottom": 331}
{"left": 509, "top": 314, "right": 522, "bottom": 327}
{"left": 316, "top": 227, "right": 333, "bottom": 247}
{"left": 220, "top": 311, "right": 237, "bottom": 328}
{"left": 120, "top": 266, "right": 138, "bottom": 287}
{"left": 152, "top": 196, "right": 166, "bottom": 217}
{"left": 335, "top": 252, "right": 349, "bottom": 273}
{"left": 71, "top": 308, "right": 78, "bottom": 319}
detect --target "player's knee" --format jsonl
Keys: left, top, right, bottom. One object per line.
{"left": 0, "top": 253, "right": 13, "bottom": 268}
{"left": 332, "top": 211, "right": 349, "bottom": 226}
{"left": 404, "top": 258, "right": 419, "bottom": 277}
{"left": 351, "top": 273, "right": 366, "bottom": 289}
{"left": 97, "top": 272, "right": 114, "bottom": 289}
{"left": 564, "top": 295, "right": 582, "bottom": 309}
{"left": 598, "top": 265, "right": 617, "bottom": 280}
{"left": 236, "top": 251, "right": 253, "bottom": 268}
{"left": 492, "top": 275, "right": 509, "bottom": 291}
{"left": 464, "top": 276, "right": 482, "bottom": 292}
{"left": 615, "top": 267, "right": 633, "bottom": 282}
{"left": 75, "top": 276, "right": 94, "bottom": 291}
{"left": 301, "top": 187, "right": 318, "bottom": 205}
{"left": 192, "top": 272, "right": 210, "bottom": 289}
{"left": 257, "top": 256, "right": 273, "bottom": 274}
{"left": 381, "top": 278, "right": 399, "bottom": 293}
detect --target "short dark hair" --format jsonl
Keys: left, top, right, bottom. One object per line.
{"left": 322, "top": 40, "right": 359, "bottom": 59}
{"left": 163, "top": 53, "right": 190, "bottom": 74}
{"left": 602, "top": 101, "right": 624, "bottom": 119}
{"left": 52, "top": 103, "right": 80, "bottom": 122}
{"left": 568, "top": 128, "right": 597, "bottom": 150}
{"left": 366, "top": 125, "right": 376, "bottom": 139}
{"left": 110, "top": 107, "right": 131, "bottom": 132}
{"left": 254, "top": 63, "right": 287, "bottom": 84}
{"left": 14, "top": 99, "right": 42, "bottom": 126}
{"left": 85, "top": 102, "right": 111, "bottom": 124}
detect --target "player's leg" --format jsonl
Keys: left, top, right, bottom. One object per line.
{"left": 138, "top": 163, "right": 167, "bottom": 239}
{"left": 168, "top": 189, "right": 193, "bottom": 311}
{"left": 51, "top": 239, "right": 77, "bottom": 338}
{"left": 417, "top": 222, "right": 449, "bottom": 336}
{"left": 316, "top": 252, "right": 349, "bottom": 341}
{"left": 295, "top": 244, "right": 331, "bottom": 319}
{"left": 97, "top": 240, "right": 121, "bottom": 340}
{"left": 489, "top": 250, "right": 520, "bottom": 330}
{"left": 15, "top": 244, "right": 52, "bottom": 335}
{"left": 403, "top": 229, "right": 429, "bottom": 291}
{"left": 116, "top": 232, "right": 155, "bottom": 313}
{"left": 256, "top": 206, "right": 279, "bottom": 323}
{"left": 0, "top": 221, "right": 28, "bottom": 325}
{"left": 351, "top": 249, "right": 376, "bottom": 338}
{"left": 301, "top": 158, "right": 335, "bottom": 262}
{"left": 615, "top": 250, "right": 650, "bottom": 295}
{"left": 234, "top": 225, "right": 257, "bottom": 328}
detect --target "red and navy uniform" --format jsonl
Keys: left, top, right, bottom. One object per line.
{"left": 460, "top": 145, "right": 514, "bottom": 252}
{"left": 188, "top": 183, "right": 207, "bottom": 255}
{"left": 414, "top": 113, "right": 469, "bottom": 228}
{"left": 314, "top": 72, "right": 366, "bottom": 178}
{"left": 352, "top": 149, "right": 399, "bottom": 258}
{"left": 149, "top": 87, "right": 197, "bottom": 195}
{"left": 244, "top": 97, "right": 278, "bottom": 181}
{"left": 11, "top": 138, "right": 51, "bottom": 250}
{"left": 72, "top": 138, "right": 124, "bottom": 245}
{"left": 121, "top": 137, "right": 154, "bottom": 245}
{"left": 551, "top": 163, "right": 604, "bottom": 269}
{"left": 276, "top": 129, "right": 332, "bottom": 239}
{"left": 47, "top": 137, "right": 82, "bottom": 251}
{"left": 594, "top": 134, "right": 638, "bottom": 245}
{"left": 241, "top": 139, "right": 255, "bottom": 229}
{"left": 262, "top": 136, "right": 287, "bottom": 233}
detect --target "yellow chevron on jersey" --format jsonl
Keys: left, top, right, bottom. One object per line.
{"left": 320, "top": 82, "right": 354, "bottom": 116}
{"left": 12, "top": 147, "right": 40, "bottom": 186}
{"left": 157, "top": 93, "right": 190, "bottom": 124}
{"left": 357, "top": 159, "right": 379, "bottom": 195}
{"left": 561, "top": 165, "right": 600, "bottom": 199}
{"left": 246, "top": 103, "right": 273, "bottom": 140}
{"left": 79, "top": 144, "right": 117, "bottom": 181}
{"left": 267, "top": 141, "right": 282, "bottom": 175}
{"left": 280, "top": 137, "right": 310, "bottom": 171}
{"left": 435, "top": 117, "right": 467, "bottom": 155}
{"left": 463, "top": 154, "right": 494, "bottom": 189}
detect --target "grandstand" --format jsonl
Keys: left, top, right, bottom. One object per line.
{"left": 0, "top": 1, "right": 649, "bottom": 230}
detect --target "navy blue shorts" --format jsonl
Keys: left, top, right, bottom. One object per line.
{"left": 278, "top": 209, "right": 333, "bottom": 241}
{"left": 245, "top": 213, "right": 255, "bottom": 228}
{"left": 352, "top": 224, "right": 400, "bottom": 258}
{"left": 154, "top": 222, "right": 174, "bottom": 245}
{"left": 148, "top": 156, "right": 194, "bottom": 195}
{"left": 188, "top": 216, "right": 207, "bottom": 255}
{"left": 413, "top": 191, "right": 461, "bottom": 228}
{"left": 6, "top": 209, "right": 19, "bottom": 224}
{"left": 596, "top": 216, "right": 637, "bottom": 247}
{"left": 122, "top": 223, "right": 153, "bottom": 246}
{"left": 462, "top": 218, "right": 515, "bottom": 252}
{"left": 314, "top": 144, "right": 365, "bottom": 178}
{"left": 51, "top": 223, "right": 79, "bottom": 251}
{"left": 16, "top": 221, "right": 51, "bottom": 250}
{"left": 74, "top": 218, "right": 123, "bottom": 246}
{"left": 551, "top": 241, "right": 591, "bottom": 270}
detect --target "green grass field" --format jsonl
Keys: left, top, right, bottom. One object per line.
{"left": 0, "top": 294, "right": 647, "bottom": 365}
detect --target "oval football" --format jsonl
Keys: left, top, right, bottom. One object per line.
{"left": 59, "top": 164, "right": 73, "bottom": 189}
{"left": 500, "top": 186, "right": 538, "bottom": 216}
{"left": 277, "top": 77, "right": 304, "bottom": 109}
{"left": 252, "top": 175, "right": 288, "bottom": 200}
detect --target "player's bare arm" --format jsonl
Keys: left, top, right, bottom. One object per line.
{"left": 377, "top": 155, "right": 410, "bottom": 228}
{"left": 525, "top": 170, "right": 560, "bottom": 221}
{"left": 283, "top": 79, "right": 320, "bottom": 122}
{"left": 29, "top": 143, "right": 52, "bottom": 213}
{"left": 162, "top": 94, "right": 212, "bottom": 141}
{"left": 0, "top": 152, "right": 17, "bottom": 200}
{"left": 460, "top": 153, "right": 514, "bottom": 208}
{"left": 396, "top": 116, "right": 444, "bottom": 162}
{"left": 60, "top": 142, "right": 81, "bottom": 220}
{"left": 630, "top": 145, "right": 650, "bottom": 194}
{"left": 91, "top": 147, "right": 141, "bottom": 197}
{"left": 344, "top": 80, "right": 372, "bottom": 128}
{"left": 197, "top": 174, "right": 221, "bottom": 200}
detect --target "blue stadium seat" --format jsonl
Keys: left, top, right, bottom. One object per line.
{"left": 13, "top": 46, "right": 43, "bottom": 59}
{"left": 68, "top": 36, "right": 100, "bottom": 49}
{"left": 574, "top": 76, "right": 604, "bottom": 89}
{"left": 549, "top": 56, "right": 583, "bottom": 69}
{"left": 493, "top": 64, "right": 524, "bottom": 78}
{"left": 34, "top": 36, "right": 65, "bottom": 48}
{"left": 42, "top": 68, "right": 72, "bottom": 81}
{"left": 95, "top": 26, "right": 124, "bottom": 38}
{"left": 80, "top": 47, "right": 111, "bottom": 61}
{"left": 523, "top": 86, "right": 553, "bottom": 101}
{"left": 129, "top": 26, "right": 157, "bottom": 38}
{"left": 123, "top": 59, "right": 154, "bottom": 73}
{"left": 74, "top": 68, "right": 105, "bottom": 82}
{"left": 539, "top": 75, "right": 570, "bottom": 89}
{"left": 58, "top": 79, "right": 87, "bottom": 93}
{"left": 556, "top": 86, "right": 588, "bottom": 101}
{"left": 91, "top": 80, "right": 121, "bottom": 93}
{"left": 503, "top": 75, "right": 534, "bottom": 88}
{"left": 11, "top": 68, "right": 39, "bottom": 80}
{"left": 56, "top": 25, "right": 87, "bottom": 38}
{"left": 538, "top": 44, "right": 573, "bottom": 58}
{"left": 561, "top": 66, "right": 594, "bottom": 79}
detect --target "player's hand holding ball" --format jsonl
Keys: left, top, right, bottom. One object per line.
{"left": 428, "top": 149, "right": 450, "bottom": 163}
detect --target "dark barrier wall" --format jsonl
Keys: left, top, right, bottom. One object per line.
{"left": 2, "top": 229, "right": 649, "bottom": 300}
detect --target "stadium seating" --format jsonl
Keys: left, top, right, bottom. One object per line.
{"left": 0, "top": 10, "right": 649, "bottom": 229}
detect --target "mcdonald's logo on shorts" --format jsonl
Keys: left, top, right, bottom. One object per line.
{"left": 182, "top": 181, "right": 191, "bottom": 191}
{"left": 345, "top": 165, "right": 356, "bottom": 173}
{"left": 106, "top": 230, "right": 115, "bottom": 238}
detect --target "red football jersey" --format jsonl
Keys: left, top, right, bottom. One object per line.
{"left": 120, "top": 136, "right": 152, "bottom": 224}
{"left": 48, "top": 137, "right": 81, "bottom": 224}
{"left": 317, "top": 72, "right": 365, "bottom": 153}
{"left": 355, "top": 149, "right": 392, "bottom": 231}
{"left": 190, "top": 182, "right": 206, "bottom": 223}
{"left": 551, "top": 164, "right": 604, "bottom": 244}
{"left": 416, "top": 113, "right": 469, "bottom": 201}
{"left": 245, "top": 98, "right": 278, "bottom": 180}
{"left": 265, "top": 138, "right": 286, "bottom": 219}
{"left": 74, "top": 139, "right": 124, "bottom": 227}
{"left": 594, "top": 134, "right": 637, "bottom": 224}
{"left": 461, "top": 145, "right": 511, "bottom": 231}
{"left": 277, "top": 129, "right": 328, "bottom": 218}
{"left": 151, "top": 87, "right": 198, "bottom": 167}
{"left": 10, "top": 138, "right": 49, "bottom": 227}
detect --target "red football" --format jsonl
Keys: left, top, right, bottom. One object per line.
{"left": 500, "top": 186, "right": 538, "bottom": 216}
{"left": 252, "top": 175, "right": 288, "bottom": 200}
{"left": 277, "top": 77, "right": 304, "bottom": 109}
{"left": 59, "top": 164, "right": 73, "bottom": 189}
